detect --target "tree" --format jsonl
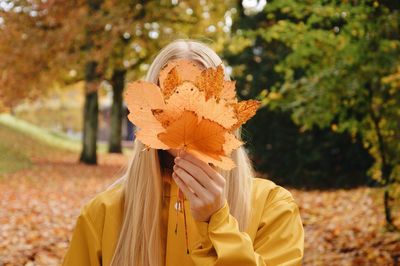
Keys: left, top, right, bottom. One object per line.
{"left": 224, "top": 0, "right": 374, "bottom": 189}
{"left": 227, "top": 0, "right": 399, "bottom": 230}
{"left": 98, "top": 0, "right": 234, "bottom": 154}
{"left": 79, "top": 0, "right": 104, "bottom": 164}
{"left": 1, "top": 0, "right": 235, "bottom": 161}
{"left": 0, "top": 0, "right": 83, "bottom": 112}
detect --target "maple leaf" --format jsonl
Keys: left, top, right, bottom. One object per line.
{"left": 156, "top": 109, "right": 245, "bottom": 170}
{"left": 157, "top": 110, "right": 227, "bottom": 160}
{"left": 158, "top": 58, "right": 237, "bottom": 103}
{"left": 220, "top": 79, "right": 237, "bottom": 104}
{"left": 194, "top": 64, "right": 238, "bottom": 103}
{"left": 124, "top": 80, "right": 169, "bottom": 149}
{"left": 194, "top": 64, "right": 225, "bottom": 101}
{"left": 160, "top": 67, "right": 181, "bottom": 100}
{"left": 124, "top": 58, "right": 261, "bottom": 170}
{"left": 159, "top": 81, "right": 238, "bottom": 129}
{"left": 229, "top": 99, "right": 261, "bottom": 130}
{"left": 158, "top": 58, "right": 204, "bottom": 99}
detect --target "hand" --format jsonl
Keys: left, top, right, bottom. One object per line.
{"left": 172, "top": 150, "right": 227, "bottom": 222}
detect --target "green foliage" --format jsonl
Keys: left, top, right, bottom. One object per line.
{"left": 227, "top": 0, "right": 400, "bottom": 227}
{"left": 262, "top": 1, "right": 399, "bottom": 184}
{"left": 225, "top": 1, "right": 375, "bottom": 188}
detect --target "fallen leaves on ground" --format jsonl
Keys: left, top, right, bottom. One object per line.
{"left": 290, "top": 187, "right": 400, "bottom": 266}
{"left": 0, "top": 149, "right": 399, "bottom": 265}
{"left": 0, "top": 151, "right": 128, "bottom": 266}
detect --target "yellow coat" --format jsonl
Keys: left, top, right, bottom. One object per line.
{"left": 62, "top": 176, "right": 304, "bottom": 265}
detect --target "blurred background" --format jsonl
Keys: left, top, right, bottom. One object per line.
{"left": 0, "top": 0, "right": 399, "bottom": 265}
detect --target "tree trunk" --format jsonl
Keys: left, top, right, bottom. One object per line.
{"left": 367, "top": 84, "right": 398, "bottom": 231}
{"left": 108, "top": 69, "right": 126, "bottom": 153}
{"left": 79, "top": 61, "right": 99, "bottom": 164}
{"left": 372, "top": 111, "right": 397, "bottom": 231}
{"left": 382, "top": 165, "right": 396, "bottom": 231}
{"left": 79, "top": 0, "right": 104, "bottom": 164}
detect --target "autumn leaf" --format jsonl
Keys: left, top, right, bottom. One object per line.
{"left": 160, "top": 67, "right": 181, "bottom": 100}
{"left": 2, "top": 122, "right": 399, "bottom": 265}
{"left": 194, "top": 64, "right": 225, "bottom": 101}
{"left": 220, "top": 79, "right": 237, "bottom": 104}
{"left": 124, "top": 58, "right": 261, "bottom": 170}
{"left": 230, "top": 99, "right": 261, "bottom": 130}
{"left": 159, "top": 58, "right": 237, "bottom": 103}
{"left": 124, "top": 80, "right": 169, "bottom": 149}
{"left": 160, "top": 81, "right": 238, "bottom": 129}
{"left": 223, "top": 131, "right": 244, "bottom": 154}
{"left": 158, "top": 58, "right": 205, "bottom": 98}
{"left": 157, "top": 110, "right": 219, "bottom": 152}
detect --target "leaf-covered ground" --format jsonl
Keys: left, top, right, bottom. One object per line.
{"left": 293, "top": 188, "right": 400, "bottom": 265}
{"left": 0, "top": 124, "right": 399, "bottom": 266}
{"left": 0, "top": 151, "right": 127, "bottom": 266}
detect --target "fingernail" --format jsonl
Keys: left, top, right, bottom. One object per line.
{"left": 175, "top": 157, "right": 180, "bottom": 163}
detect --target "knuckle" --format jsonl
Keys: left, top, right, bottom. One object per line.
{"left": 199, "top": 201, "right": 208, "bottom": 209}
{"left": 215, "top": 187, "right": 223, "bottom": 196}
{"left": 192, "top": 202, "right": 202, "bottom": 211}
{"left": 204, "top": 196, "right": 213, "bottom": 206}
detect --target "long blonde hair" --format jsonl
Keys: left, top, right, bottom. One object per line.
{"left": 110, "top": 39, "right": 256, "bottom": 266}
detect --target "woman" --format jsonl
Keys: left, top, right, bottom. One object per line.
{"left": 62, "top": 39, "right": 304, "bottom": 266}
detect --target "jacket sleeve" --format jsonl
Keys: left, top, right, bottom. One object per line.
{"left": 190, "top": 192, "right": 304, "bottom": 266}
{"left": 61, "top": 205, "right": 102, "bottom": 266}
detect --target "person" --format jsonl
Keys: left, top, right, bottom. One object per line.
{"left": 62, "top": 39, "right": 305, "bottom": 266}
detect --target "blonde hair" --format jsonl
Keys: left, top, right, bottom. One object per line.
{"left": 110, "top": 39, "right": 256, "bottom": 266}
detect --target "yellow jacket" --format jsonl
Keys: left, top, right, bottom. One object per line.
{"left": 62, "top": 177, "right": 304, "bottom": 265}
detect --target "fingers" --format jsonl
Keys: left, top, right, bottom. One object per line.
{"left": 172, "top": 171, "right": 197, "bottom": 203}
{"left": 173, "top": 164, "right": 212, "bottom": 200}
{"left": 179, "top": 150, "right": 226, "bottom": 187}
{"left": 172, "top": 149, "right": 228, "bottom": 222}
{"left": 174, "top": 157, "right": 221, "bottom": 195}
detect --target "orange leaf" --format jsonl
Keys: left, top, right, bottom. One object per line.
{"left": 124, "top": 80, "right": 169, "bottom": 149}
{"left": 221, "top": 80, "right": 237, "bottom": 103}
{"left": 161, "top": 81, "right": 238, "bottom": 129}
{"left": 194, "top": 64, "right": 225, "bottom": 101}
{"left": 223, "top": 132, "right": 244, "bottom": 155}
{"left": 161, "top": 67, "right": 181, "bottom": 100}
{"left": 188, "top": 148, "right": 237, "bottom": 170}
{"left": 124, "top": 59, "right": 261, "bottom": 170}
{"left": 158, "top": 58, "right": 204, "bottom": 93}
{"left": 230, "top": 100, "right": 261, "bottom": 130}
{"left": 158, "top": 110, "right": 225, "bottom": 158}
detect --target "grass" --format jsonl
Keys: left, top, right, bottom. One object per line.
{"left": 0, "top": 113, "right": 131, "bottom": 175}
{"left": 0, "top": 113, "right": 85, "bottom": 152}
{"left": 0, "top": 138, "right": 32, "bottom": 174}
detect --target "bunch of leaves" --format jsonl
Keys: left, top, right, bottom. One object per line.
{"left": 124, "top": 59, "right": 261, "bottom": 170}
